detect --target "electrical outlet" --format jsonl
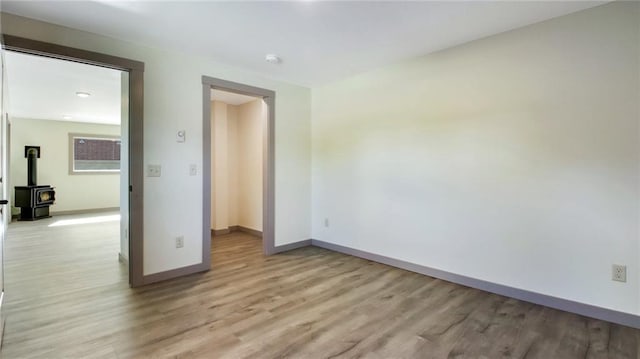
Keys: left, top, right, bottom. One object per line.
{"left": 175, "top": 236, "right": 184, "bottom": 249}
{"left": 147, "top": 164, "right": 161, "bottom": 177}
{"left": 324, "top": 218, "right": 329, "bottom": 227}
{"left": 189, "top": 164, "right": 197, "bottom": 176}
{"left": 612, "top": 264, "right": 627, "bottom": 282}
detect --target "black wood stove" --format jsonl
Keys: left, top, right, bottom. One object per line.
{"left": 15, "top": 146, "right": 55, "bottom": 221}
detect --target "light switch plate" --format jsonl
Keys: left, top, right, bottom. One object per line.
{"left": 189, "top": 164, "right": 197, "bottom": 176}
{"left": 147, "top": 164, "right": 161, "bottom": 177}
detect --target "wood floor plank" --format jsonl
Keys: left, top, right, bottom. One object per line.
{"left": 1, "top": 212, "right": 638, "bottom": 358}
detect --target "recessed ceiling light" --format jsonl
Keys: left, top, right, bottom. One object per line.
{"left": 76, "top": 92, "right": 91, "bottom": 98}
{"left": 63, "top": 115, "right": 73, "bottom": 120}
{"left": 265, "top": 54, "right": 281, "bottom": 64}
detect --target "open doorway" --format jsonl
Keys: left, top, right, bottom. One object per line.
{"left": 202, "top": 77, "right": 275, "bottom": 257}
{"left": 210, "top": 89, "right": 265, "bottom": 247}
{"left": 0, "top": 35, "right": 144, "bottom": 288}
{"left": 3, "top": 51, "right": 128, "bottom": 294}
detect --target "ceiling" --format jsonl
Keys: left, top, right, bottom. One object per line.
{"left": 211, "top": 89, "right": 259, "bottom": 106}
{"left": 5, "top": 51, "right": 122, "bottom": 125}
{"left": 1, "top": 1, "right": 608, "bottom": 87}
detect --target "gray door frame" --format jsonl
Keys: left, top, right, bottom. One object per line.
{"left": 1, "top": 35, "right": 146, "bottom": 287}
{"left": 202, "top": 76, "right": 276, "bottom": 255}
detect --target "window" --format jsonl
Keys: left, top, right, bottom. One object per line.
{"left": 69, "top": 134, "right": 121, "bottom": 174}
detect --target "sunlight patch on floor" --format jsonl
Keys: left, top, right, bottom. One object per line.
{"left": 48, "top": 214, "right": 120, "bottom": 227}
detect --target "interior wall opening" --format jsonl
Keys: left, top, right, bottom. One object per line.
{"left": 3, "top": 50, "right": 129, "bottom": 295}
{"left": 210, "top": 89, "right": 265, "bottom": 245}
{"left": 202, "top": 76, "right": 279, "bottom": 258}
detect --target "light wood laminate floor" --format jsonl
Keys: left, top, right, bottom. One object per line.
{"left": 1, "top": 212, "right": 638, "bottom": 358}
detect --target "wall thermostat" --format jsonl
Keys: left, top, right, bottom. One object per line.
{"left": 176, "top": 130, "right": 186, "bottom": 143}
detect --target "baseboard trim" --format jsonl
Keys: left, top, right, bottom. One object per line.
{"left": 212, "top": 225, "right": 263, "bottom": 238}
{"left": 311, "top": 239, "right": 640, "bottom": 329}
{"left": 231, "top": 225, "right": 262, "bottom": 238}
{"left": 142, "top": 262, "right": 209, "bottom": 286}
{"left": 50, "top": 207, "right": 120, "bottom": 216}
{"left": 212, "top": 228, "right": 230, "bottom": 236}
{"left": 272, "top": 239, "right": 312, "bottom": 254}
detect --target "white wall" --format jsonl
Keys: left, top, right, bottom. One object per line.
{"left": 227, "top": 104, "right": 239, "bottom": 226}
{"left": 312, "top": 2, "right": 640, "bottom": 315}
{"left": 10, "top": 118, "right": 120, "bottom": 213}
{"left": 211, "top": 99, "right": 264, "bottom": 232}
{"left": 0, "top": 12, "right": 312, "bottom": 275}
{"left": 236, "top": 99, "right": 264, "bottom": 231}
{"left": 211, "top": 100, "right": 229, "bottom": 231}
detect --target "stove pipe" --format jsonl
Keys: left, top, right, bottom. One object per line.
{"left": 25, "top": 146, "right": 40, "bottom": 187}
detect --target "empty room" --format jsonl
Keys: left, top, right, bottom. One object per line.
{"left": 2, "top": 50, "right": 131, "bottom": 336}
{"left": 0, "top": 1, "right": 638, "bottom": 358}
